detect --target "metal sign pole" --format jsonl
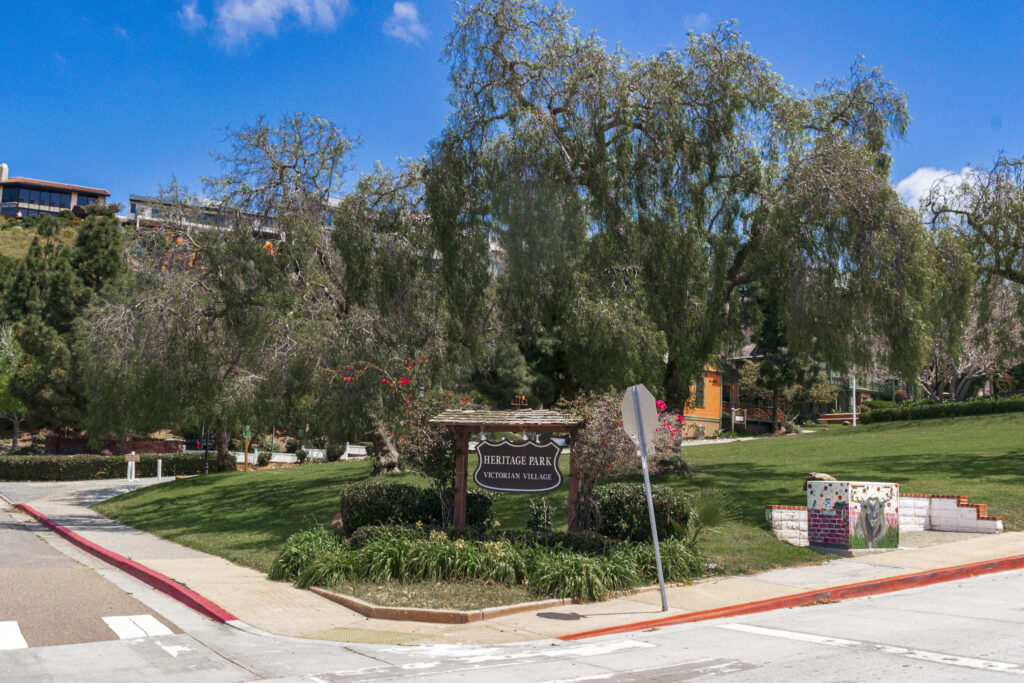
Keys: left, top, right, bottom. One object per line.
{"left": 631, "top": 386, "right": 668, "bottom": 612}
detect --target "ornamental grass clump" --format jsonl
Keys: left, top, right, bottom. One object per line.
{"left": 268, "top": 525, "right": 340, "bottom": 581}
{"left": 270, "top": 523, "right": 711, "bottom": 603}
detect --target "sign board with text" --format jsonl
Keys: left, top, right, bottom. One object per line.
{"left": 474, "top": 440, "right": 562, "bottom": 493}
{"left": 125, "top": 453, "right": 140, "bottom": 462}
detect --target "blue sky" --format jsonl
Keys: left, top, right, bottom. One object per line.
{"left": 2, "top": 1, "right": 1021, "bottom": 210}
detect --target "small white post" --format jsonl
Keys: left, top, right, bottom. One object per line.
{"left": 157, "top": 459, "right": 163, "bottom": 481}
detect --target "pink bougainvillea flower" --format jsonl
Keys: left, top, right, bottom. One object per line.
{"left": 461, "top": 398, "right": 469, "bottom": 403}
{"left": 655, "top": 400, "right": 668, "bottom": 412}
{"left": 399, "top": 377, "right": 411, "bottom": 386}
{"left": 677, "top": 414, "right": 684, "bottom": 423}
{"left": 381, "top": 378, "right": 389, "bottom": 384}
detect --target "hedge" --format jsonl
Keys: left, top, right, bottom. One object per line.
{"left": 0, "top": 453, "right": 207, "bottom": 481}
{"left": 592, "top": 482, "right": 690, "bottom": 542}
{"left": 859, "top": 396, "right": 1024, "bottom": 424}
{"left": 336, "top": 480, "right": 494, "bottom": 534}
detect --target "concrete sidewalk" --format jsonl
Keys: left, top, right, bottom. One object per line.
{"left": 3, "top": 478, "right": 1023, "bottom": 646}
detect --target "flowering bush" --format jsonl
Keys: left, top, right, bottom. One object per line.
{"left": 559, "top": 392, "right": 690, "bottom": 531}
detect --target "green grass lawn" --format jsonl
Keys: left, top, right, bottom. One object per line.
{"left": 93, "top": 413, "right": 1023, "bottom": 580}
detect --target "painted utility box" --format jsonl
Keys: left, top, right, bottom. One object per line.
{"left": 807, "top": 481, "right": 899, "bottom": 549}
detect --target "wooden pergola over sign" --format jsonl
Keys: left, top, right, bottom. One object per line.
{"left": 429, "top": 409, "right": 584, "bottom": 529}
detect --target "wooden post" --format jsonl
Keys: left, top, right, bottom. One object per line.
{"left": 453, "top": 428, "right": 469, "bottom": 528}
{"left": 568, "top": 428, "right": 580, "bottom": 532}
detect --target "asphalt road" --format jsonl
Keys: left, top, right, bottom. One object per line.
{"left": 0, "top": 507, "right": 178, "bottom": 650}
{"left": 290, "top": 568, "right": 1024, "bottom": 682}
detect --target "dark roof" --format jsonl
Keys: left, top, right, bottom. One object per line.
{"left": 2, "top": 176, "right": 110, "bottom": 196}
{"left": 430, "top": 409, "right": 582, "bottom": 431}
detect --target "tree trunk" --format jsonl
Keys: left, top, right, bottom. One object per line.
{"left": 216, "top": 427, "right": 235, "bottom": 472}
{"left": 370, "top": 392, "right": 401, "bottom": 475}
{"left": 10, "top": 414, "right": 20, "bottom": 451}
{"left": 771, "top": 388, "right": 780, "bottom": 432}
{"left": 371, "top": 418, "right": 402, "bottom": 475}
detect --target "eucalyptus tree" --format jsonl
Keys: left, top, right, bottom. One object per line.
{"left": 309, "top": 160, "right": 458, "bottom": 473}
{"left": 80, "top": 115, "right": 457, "bottom": 474}
{"left": 79, "top": 114, "right": 355, "bottom": 469}
{"left": 427, "top": 0, "right": 932, "bottom": 403}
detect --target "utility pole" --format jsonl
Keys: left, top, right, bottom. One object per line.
{"left": 852, "top": 375, "right": 857, "bottom": 427}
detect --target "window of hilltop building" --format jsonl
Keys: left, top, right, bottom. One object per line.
{"left": 1, "top": 187, "right": 18, "bottom": 202}
{"left": 77, "top": 194, "right": 97, "bottom": 207}
{"left": 694, "top": 373, "right": 705, "bottom": 408}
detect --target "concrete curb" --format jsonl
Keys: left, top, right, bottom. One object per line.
{"left": 15, "top": 503, "right": 238, "bottom": 624}
{"left": 310, "top": 587, "right": 571, "bottom": 624}
{"left": 308, "top": 580, "right": 687, "bottom": 625}
{"left": 559, "top": 553, "right": 1024, "bottom": 641}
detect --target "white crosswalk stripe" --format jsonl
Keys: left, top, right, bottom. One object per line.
{"left": 102, "top": 614, "right": 173, "bottom": 640}
{"left": 0, "top": 621, "right": 29, "bottom": 650}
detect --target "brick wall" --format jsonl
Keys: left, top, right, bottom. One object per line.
{"left": 808, "top": 502, "right": 851, "bottom": 547}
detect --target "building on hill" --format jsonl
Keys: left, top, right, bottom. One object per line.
{"left": 0, "top": 163, "right": 108, "bottom": 218}
{"left": 126, "top": 194, "right": 280, "bottom": 238}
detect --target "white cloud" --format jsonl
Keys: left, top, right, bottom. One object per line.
{"left": 114, "top": 25, "right": 129, "bottom": 38}
{"left": 215, "top": 0, "right": 350, "bottom": 46}
{"left": 894, "top": 166, "right": 973, "bottom": 208}
{"left": 685, "top": 12, "right": 711, "bottom": 32}
{"left": 179, "top": 1, "right": 208, "bottom": 33}
{"left": 383, "top": 2, "right": 428, "bottom": 44}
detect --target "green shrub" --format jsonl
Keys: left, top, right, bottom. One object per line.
{"left": 488, "top": 529, "right": 620, "bottom": 555}
{"left": 268, "top": 524, "right": 340, "bottom": 581}
{"left": 347, "top": 524, "right": 424, "bottom": 548}
{"left": 285, "top": 439, "right": 299, "bottom": 453}
{"left": 337, "top": 481, "right": 494, "bottom": 534}
{"left": 592, "top": 483, "right": 690, "bottom": 542}
{"left": 861, "top": 399, "right": 894, "bottom": 411}
{"left": 623, "top": 538, "right": 709, "bottom": 582}
{"left": 295, "top": 448, "right": 308, "bottom": 464}
{"left": 466, "top": 489, "right": 496, "bottom": 527}
{"left": 257, "top": 451, "right": 271, "bottom": 467}
{"left": 294, "top": 547, "right": 359, "bottom": 589}
{"left": 325, "top": 444, "right": 345, "bottom": 462}
{"left": 271, "top": 523, "right": 709, "bottom": 603}
{"left": 527, "top": 497, "right": 553, "bottom": 532}
{"left": 860, "top": 396, "right": 1024, "bottom": 424}
{"left": 529, "top": 551, "right": 635, "bottom": 602}
{"left": 0, "top": 452, "right": 206, "bottom": 481}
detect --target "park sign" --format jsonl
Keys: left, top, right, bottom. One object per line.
{"left": 474, "top": 440, "right": 562, "bottom": 493}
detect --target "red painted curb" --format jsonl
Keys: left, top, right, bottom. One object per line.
{"left": 559, "top": 553, "right": 1024, "bottom": 641}
{"left": 16, "top": 503, "right": 237, "bottom": 624}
